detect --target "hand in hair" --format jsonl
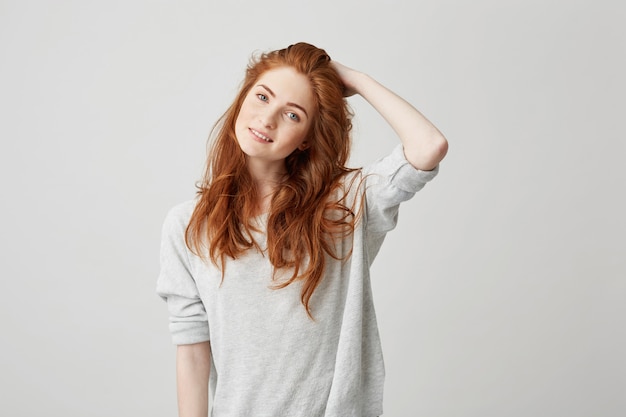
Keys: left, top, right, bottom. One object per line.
{"left": 331, "top": 61, "right": 360, "bottom": 98}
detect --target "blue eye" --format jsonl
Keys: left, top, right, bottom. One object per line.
{"left": 257, "top": 93, "right": 268, "bottom": 101}
{"left": 287, "top": 112, "right": 300, "bottom": 121}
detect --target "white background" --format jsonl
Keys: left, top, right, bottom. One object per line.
{"left": 1, "top": 0, "right": 624, "bottom": 416}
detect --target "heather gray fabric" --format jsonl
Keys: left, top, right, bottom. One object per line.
{"left": 157, "top": 145, "right": 438, "bottom": 417}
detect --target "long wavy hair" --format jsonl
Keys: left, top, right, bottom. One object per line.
{"left": 186, "top": 42, "right": 360, "bottom": 317}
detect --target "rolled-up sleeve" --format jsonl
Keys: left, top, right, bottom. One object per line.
{"left": 156, "top": 203, "right": 210, "bottom": 345}
{"left": 363, "top": 144, "right": 439, "bottom": 233}
{"left": 362, "top": 144, "right": 439, "bottom": 261}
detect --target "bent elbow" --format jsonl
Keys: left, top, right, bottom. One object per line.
{"left": 431, "top": 134, "right": 449, "bottom": 164}
{"left": 407, "top": 133, "right": 448, "bottom": 171}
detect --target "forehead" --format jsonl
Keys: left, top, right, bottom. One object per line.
{"left": 254, "top": 67, "right": 315, "bottom": 109}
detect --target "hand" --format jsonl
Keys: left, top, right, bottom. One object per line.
{"left": 331, "top": 61, "right": 362, "bottom": 97}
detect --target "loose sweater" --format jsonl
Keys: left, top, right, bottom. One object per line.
{"left": 157, "top": 145, "right": 438, "bottom": 417}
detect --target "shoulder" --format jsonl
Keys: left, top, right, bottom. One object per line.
{"left": 336, "top": 168, "right": 366, "bottom": 199}
{"left": 166, "top": 199, "right": 196, "bottom": 220}
{"left": 162, "top": 199, "right": 197, "bottom": 234}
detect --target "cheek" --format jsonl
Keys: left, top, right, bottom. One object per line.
{"left": 236, "top": 105, "right": 253, "bottom": 131}
{"left": 295, "top": 122, "right": 312, "bottom": 142}
{"left": 284, "top": 126, "right": 308, "bottom": 145}
{"left": 237, "top": 98, "right": 254, "bottom": 121}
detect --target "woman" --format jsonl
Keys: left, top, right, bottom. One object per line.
{"left": 157, "top": 42, "right": 447, "bottom": 417}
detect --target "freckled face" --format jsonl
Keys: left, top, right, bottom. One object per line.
{"left": 234, "top": 67, "right": 315, "bottom": 170}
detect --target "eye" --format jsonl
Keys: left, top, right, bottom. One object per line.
{"left": 257, "top": 93, "right": 268, "bottom": 102}
{"left": 287, "top": 112, "right": 300, "bottom": 122}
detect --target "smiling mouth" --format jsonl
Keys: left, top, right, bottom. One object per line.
{"left": 250, "top": 128, "right": 273, "bottom": 142}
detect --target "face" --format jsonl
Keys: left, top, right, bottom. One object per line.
{"left": 235, "top": 66, "right": 315, "bottom": 174}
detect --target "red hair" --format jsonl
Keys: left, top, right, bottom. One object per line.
{"left": 186, "top": 42, "right": 360, "bottom": 317}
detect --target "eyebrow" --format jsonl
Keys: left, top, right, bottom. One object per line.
{"left": 257, "top": 84, "right": 309, "bottom": 118}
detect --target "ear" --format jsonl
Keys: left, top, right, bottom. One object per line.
{"left": 298, "top": 141, "right": 309, "bottom": 151}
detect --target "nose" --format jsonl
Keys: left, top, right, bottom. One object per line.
{"left": 260, "top": 107, "right": 278, "bottom": 129}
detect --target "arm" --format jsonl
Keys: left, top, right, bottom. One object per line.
{"left": 177, "top": 341, "right": 211, "bottom": 417}
{"left": 332, "top": 62, "right": 448, "bottom": 171}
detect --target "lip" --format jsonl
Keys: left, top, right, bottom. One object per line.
{"left": 249, "top": 128, "right": 273, "bottom": 143}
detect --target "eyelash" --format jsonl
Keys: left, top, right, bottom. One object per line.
{"left": 256, "top": 93, "right": 301, "bottom": 122}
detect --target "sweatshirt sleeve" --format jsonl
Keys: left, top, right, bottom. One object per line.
{"left": 362, "top": 144, "right": 439, "bottom": 260}
{"left": 156, "top": 202, "right": 211, "bottom": 345}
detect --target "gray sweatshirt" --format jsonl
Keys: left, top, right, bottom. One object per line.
{"left": 157, "top": 145, "right": 438, "bottom": 417}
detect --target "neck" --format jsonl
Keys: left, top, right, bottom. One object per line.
{"left": 246, "top": 158, "right": 286, "bottom": 215}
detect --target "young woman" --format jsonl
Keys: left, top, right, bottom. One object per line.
{"left": 157, "top": 42, "right": 448, "bottom": 417}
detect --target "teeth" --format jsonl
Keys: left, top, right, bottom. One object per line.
{"left": 251, "top": 129, "right": 272, "bottom": 142}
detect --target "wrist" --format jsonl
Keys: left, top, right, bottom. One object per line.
{"left": 349, "top": 71, "right": 370, "bottom": 95}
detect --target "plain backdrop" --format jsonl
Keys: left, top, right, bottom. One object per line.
{"left": 1, "top": 0, "right": 624, "bottom": 416}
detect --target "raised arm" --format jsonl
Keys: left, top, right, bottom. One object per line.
{"left": 332, "top": 62, "right": 448, "bottom": 171}
{"left": 177, "top": 341, "right": 211, "bottom": 417}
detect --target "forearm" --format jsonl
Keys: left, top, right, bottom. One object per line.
{"left": 177, "top": 342, "right": 211, "bottom": 417}
{"left": 336, "top": 64, "right": 448, "bottom": 171}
